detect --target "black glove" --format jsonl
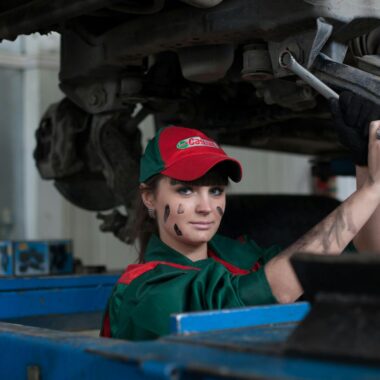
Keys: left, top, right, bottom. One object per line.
{"left": 330, "top": 91, "right": 380, "bottom": 166}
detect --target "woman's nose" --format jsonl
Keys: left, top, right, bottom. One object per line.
{"left": 195, "top": 193, "right": 212, "bottom": 214}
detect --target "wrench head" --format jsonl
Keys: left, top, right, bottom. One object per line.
{"left": 279, "top": 50, "right": 293, "bottom": 69}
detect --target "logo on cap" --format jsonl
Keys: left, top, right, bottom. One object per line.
{"left": 176, "top": 136, "right": 219, "bottom": 150}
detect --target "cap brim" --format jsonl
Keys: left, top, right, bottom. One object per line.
{"left": 161, "top": 154, "right": 242, "bottom": 182}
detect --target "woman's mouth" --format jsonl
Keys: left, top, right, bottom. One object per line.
{"left": 189, "top": 221, "right": 214, "bottom": 230}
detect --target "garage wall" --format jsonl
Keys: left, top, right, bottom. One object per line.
{"left": 0, "top": 68, "right": 24, "bottom": 239}
{"left": 225, "top": 146, "right": 311, "bottom": 195}
{"left": 0, "top": 34, "right": 354, "bottom": 271}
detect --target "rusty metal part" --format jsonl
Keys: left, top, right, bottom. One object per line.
{"left": 91, "top": 112, "right": 141, "bottom": 209}
{"left": 241, "top": 43, "right": 274, "bottom": 81}
{"left": 34, "top": 98, "right": 88, "bottom": 179}
{"left": 177, "top": 44, "right": 234, "bottom": 83}
{"left": 254, "top": 79, "right": 316, "bottom": 111}
{"left": 34, "top": 97, "right": 142, "bottom": 214}
{"left": 60, "top": 75, "right": 143, "bottom": 114}
{"left": 96, "top": 209, "right": 132, "bottom": 243}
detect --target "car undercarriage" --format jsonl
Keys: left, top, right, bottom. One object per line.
{"left": 1, "top": 0, "right": 380, "bottom": 242}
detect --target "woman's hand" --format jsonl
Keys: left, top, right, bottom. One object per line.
{"left": 330, "top": 92, "right": 380, "bottom": 166}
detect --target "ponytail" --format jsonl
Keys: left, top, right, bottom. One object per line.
{"left": 131, "top": 175, "right": 161, "bottom": 263}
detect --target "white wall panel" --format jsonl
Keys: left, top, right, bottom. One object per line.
{"left": 0, "top": 68, "right": 24, "bottom": 238}
{"left": 0, "top": 38, "right": 22, "bottom": 53}
{"left": 225, "top": 146, "right": 312, "bottom": 195}
{"left": 336, "top": 176, "right": 356, "bottom": 201}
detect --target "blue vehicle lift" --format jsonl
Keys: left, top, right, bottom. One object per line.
{"left": 0, "top": 274, "right": 118, "bottom": 331}
{"left": 0, "top": 273, "right": 380, "bottom": 379}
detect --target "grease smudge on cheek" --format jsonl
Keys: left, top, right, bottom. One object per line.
{"left": 217, "top": 207, "right": 224, "bottom": 217}
{"left": 174, "top": 224, "right": 183, "bottom": 236}
{"left": 164, "top": 205, "right": 170, "bottom": 223}
{"left": 177, "top": 204, "right": 185, "bottom": 214}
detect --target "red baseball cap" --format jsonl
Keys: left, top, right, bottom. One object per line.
{"left": 139, "top": 126, "right": 242, "bottom": 183}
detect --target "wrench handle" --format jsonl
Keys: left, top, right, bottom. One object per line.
{"left": 279, "top": 51, "right": 339, "bottom": 101}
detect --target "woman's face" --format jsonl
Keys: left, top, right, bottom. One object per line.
{"left": 145, "top": 176, "right": 226, "bottom": 251}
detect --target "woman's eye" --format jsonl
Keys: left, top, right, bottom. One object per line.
{"left": 210, "top": 187, "right": 224, "bottom": 196}
{"left": 177, "top": 186, "right": 193, "bottom": 195}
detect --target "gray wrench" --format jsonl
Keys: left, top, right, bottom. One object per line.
{"left": 279, "top": 50, "right": 339, "bottom": 100}
{"left": 280, "top": 52, "right": 380, "bottom": 140}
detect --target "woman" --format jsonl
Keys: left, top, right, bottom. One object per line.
{"left": 101, "top": 93, "right": 380, "bottom": 341}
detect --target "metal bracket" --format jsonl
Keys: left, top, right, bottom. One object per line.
{"left": 269, "top": 17, "right": 335, "bottom": 78}
{"left": 307, "top": 18, "right": 334, "bottom": 68}
{"left": 313, "top": 53, "right": 380, "bottom": 105}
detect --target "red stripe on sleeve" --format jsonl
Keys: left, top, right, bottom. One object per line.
{"left": 118, "top": 261, "right": 201, "bottom": 285}
{"left": 208, "top": 250, "right": 250, "bottom": 275}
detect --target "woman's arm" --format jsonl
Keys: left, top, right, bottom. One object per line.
{"left": 352, "top": 166, "right": 380, "bottom": 252}
{"left": 265, "top": 121, "right": 380, "bottom": 304}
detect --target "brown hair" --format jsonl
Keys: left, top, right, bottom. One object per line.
{"left": 132, "top": 164, "right": 229, "bottom": 263}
